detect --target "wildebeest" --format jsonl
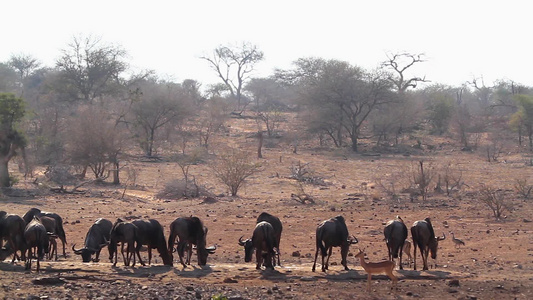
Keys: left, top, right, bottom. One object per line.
{"left": 256, "top": 212, "right": 282, "bottom": 266}
{"left": 238, "top": 221, "right": 277, "bottom": 270}
{"left": 72, "top": 218, "right": 112, "bottom": 262}
{"left": 0, "top": 211, "right": 26, "bottom": 262}
{"left": 312, "top": 215, "right": 358, "bottom": 272}
{"left": 383, "top": 216, "right": 408, "bottom": 269}
{"left": 410, "top": 218, "right": 446, "bottom": 270}
{"left": 132, "top": 219, "right": 173, "bottom": 266}
{"left": 108, "top": 219, "right": 139, "bottom": 267}
{"left": 24, "top": 217, "right": 51, "bottom": 272}
{"left": 39, "top": 216, "right": 59, "bottom": 261}
{"left": 23, "top": 208, "right": 67, "bottom": 258}
{"left": 168, "top": 217, "right": 216, "bottom": 267}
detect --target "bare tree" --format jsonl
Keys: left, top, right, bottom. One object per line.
{"left": 381, "top": 52, "right": 428, "bottom": 93}
{"left": 201, "top": 42, "right": 264, "bottom": 111}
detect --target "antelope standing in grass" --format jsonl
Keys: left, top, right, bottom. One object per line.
{"left": 355, "top": 249, "right": 398, "bottom": 291}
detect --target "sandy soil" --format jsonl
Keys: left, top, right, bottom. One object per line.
{"left": 1, "top": 117, "right": 532, "bottom": 300}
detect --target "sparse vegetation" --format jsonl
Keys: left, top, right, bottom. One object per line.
{"left": 479, "top": 186, "right": 513, "bottom": 219}
{"left": 514, "top": 178, "right": 532, "bottom": 199}
{"left": 211, "top": 149, "right": 261, "bottom": 196}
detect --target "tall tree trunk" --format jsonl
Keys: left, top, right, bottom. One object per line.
{"left": 257, "top": 131, "right": 263, "bottom": 158}
{"left": 0, "top": 157, "right": 10, "bottom": 187}
{"left": 112, "top": 161, "right": 120, "bottom": 185}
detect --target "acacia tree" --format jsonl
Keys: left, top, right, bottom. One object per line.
{"left": 201, "top": 42, "right": 264, "bottom": 111}
{"left": 56, "top": 35, "right": 127, "bottom": 103}
{"left": 8, "top": 54, "right": 40, "bottom": 98}
{"left": 277, "top": 58, "right": 394, "bottom": 152}
{"left": 0, "top": 93, "right": 26, "bottom": 187}
{"left": 131, "top": 79, "right": 191, "bottom": 156}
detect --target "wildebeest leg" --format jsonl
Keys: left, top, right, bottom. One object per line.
{"left": 186, "top": 243, "right": 192, "bottom": 265}
{"left": 148, "top": 246, "right": 152, "bottom": 265}
{"left": 398, "top": 241, "right": 404, "bottom": 270}
{"left": 177, "top": 241, "right": 187, "bottom": 267}
{"left": 312, "top": 247, "right": 319, "bottom": 272}
{"left": 255, "top": 248, "right": 263, "bottom": 270}
{"left": 25, "top": 247, "right": 31, "bottom": 270}
{"left": 95, "top": 249, "right": 101, "bottom": 262}
{"left": 422, "top": 246, "right": 429, "bottom": 271}
{"left": 412, "top": 242, "right": 417, "bottom": 270}
{"left": 135, "top": 243, "right": 145, "bottom": 266}
{"left": 325, "top": 247, "right": 333, "bottom": 271}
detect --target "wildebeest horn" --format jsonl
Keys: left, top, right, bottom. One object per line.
{"left": 437, "top": 233, "right": 446, "bottom": 241}
{"left": 348, "top": 235, "right": 358, "bottom": 244}
{"left": 238, "top": 236, "right": 246, "bottom": 246}
{"left": 206, "top": 245, "right": 217, "bottom": 254}
{"left": 72, "top": 244, "right": 85, "bottom": 254}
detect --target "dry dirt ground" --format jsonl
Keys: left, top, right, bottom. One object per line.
{"left": 1, "top": 118, "right": 532, "bottom": 300}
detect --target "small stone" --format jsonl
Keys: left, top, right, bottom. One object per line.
{"left": 291, "top": 251, "right": 301, "bottom": 257}
{"left": 186, "top": 286, "right": 194, "bottom": 291}
{"left": 223, "top": 278, "right": 238, "bottom": 283}
{"left": 448, "top": 279, "right": 460, "bottom": 287}
{"left": 300, "top": 276, "right": 317, "bottom": 282}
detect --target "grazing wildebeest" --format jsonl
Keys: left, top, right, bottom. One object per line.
{"left": 312, "top": 215, "right": 358, "bottom": 272}
{"left": 23, "top": 208, "right": 67, "bottom": 258}
{"left": 108, "top": 219, "right": 139, "bottom": 267}
{"left": 72, "top": 218, "right": 112, "bottom": 262}
{"left": 168, "top": 217, "right": 216, "bottom": 267}
{"left": 24, "top": 217, "right": 51, "bottom": 272}
{"left": 238, "top": 221, "right": 277, "bottom": 270}
{"left": 256, "top": 212, "right": 282, "bottom": 266}
{"left": 0, "top": 211, "right": 26, "bottom": 262}
{"left": 410, "top": 218, "right": 446, "bottom": 270}
{"left": 132, "top": 219, "right": 173, "bottom": 266}
{"left": 383, "top": 215, "right": 408, "bottom": 269}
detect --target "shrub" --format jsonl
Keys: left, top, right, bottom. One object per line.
{"left": 211, "top": 149, "right": 261, "bottom": 196}
{"left": 479, "top": 186, "right": 513, "bottom": 219}
{"left": 156, "top": 179, "right": 212, "bottom": 200}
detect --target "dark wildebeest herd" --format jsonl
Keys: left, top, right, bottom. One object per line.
{"left": 1, "top": 208, "right": 447, "bottom": 289}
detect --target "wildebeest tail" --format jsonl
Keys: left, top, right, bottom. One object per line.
{"left": 55, "top": 215, "right": 67, "bottom": 244}
{"left": 316, "top": 228, "right": 327, "bottom": 257}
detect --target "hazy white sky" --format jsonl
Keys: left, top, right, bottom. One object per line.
{"left": 2, "top": 0, "right": 530, "bottom": 88}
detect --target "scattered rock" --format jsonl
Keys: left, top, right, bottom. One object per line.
{"left": 300, "top": 276, "right": 317, "bottom": 282}
{"left": 448, "top": 279, "right": 460, "bottom": 287}
{"left": 291, "top": 251, "right": 301, "bottom": 257}
{"left": 223, "top": 278, "right": 238, "bottom": 283}
{"left": 32, "top": 277, "right": 66, "bottom": 285}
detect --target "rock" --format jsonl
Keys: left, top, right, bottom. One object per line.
{"left": 32, "top": 277, "right": 66, "bottom": 285}
{"left": 186, "top": 286, "right": 195, "bottom": 291}
{"left": 291, "top": 251, "right": 301, "bottom": 257}
{"left": 300, "top": 276, "right": 317, "bottom": 282}
{"left": 195, "top": 290, "right": 202, "bottom": 299}
{"left": 448, "top": 279, "right": 460, "bottom": 287}
{"left": 406, "top": 291, "right": 413, "bottom": 296}
{"left": 223, "top": 278, "right": 238, "bottom": 283}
